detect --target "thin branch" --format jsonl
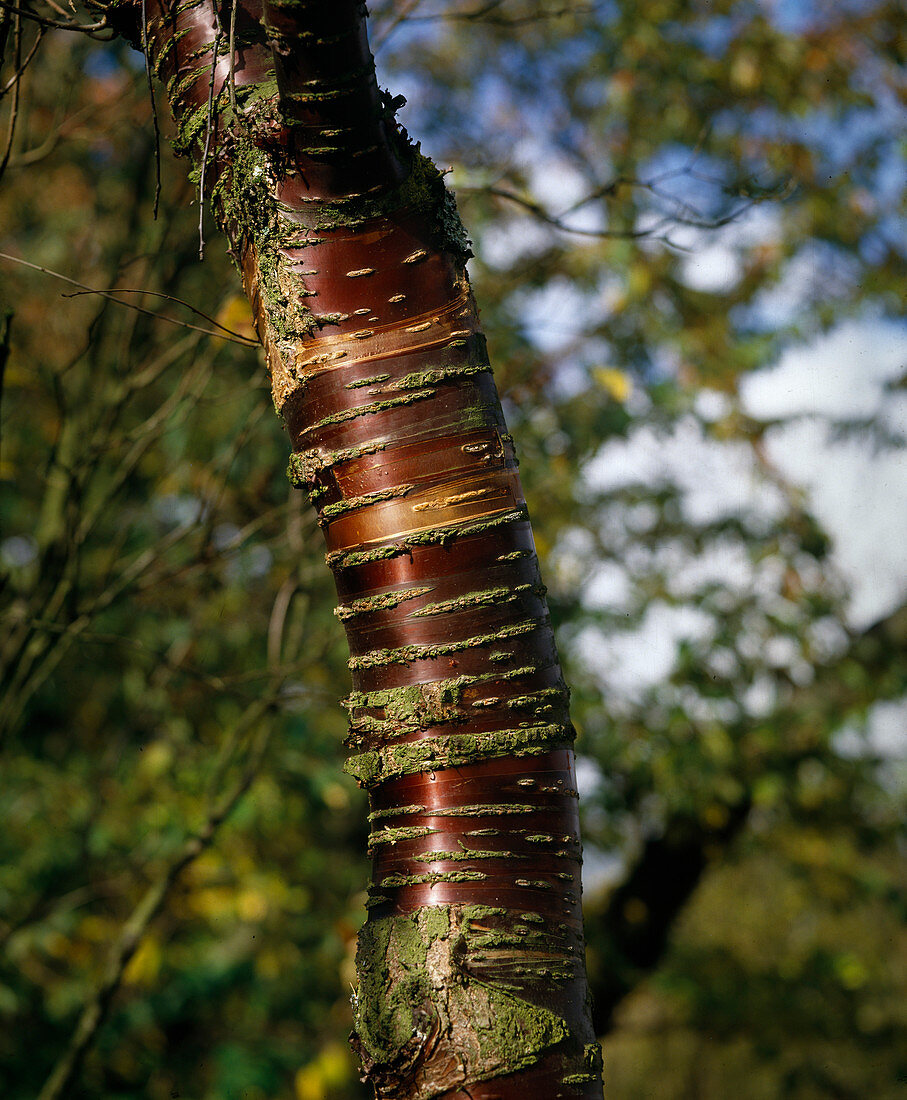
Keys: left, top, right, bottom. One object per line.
{"left": 10, "top": 617, "right": 294, "bottom": 699}
{"left": 0, "top": 5, "right": 11, "bottom": 61}
{"left": 0, "top": 875, "right": 132, "bottom": 952}
{"left": 63, "top": 286, "right": 253, "bottom": 343}
{"left": 210, "top": 0, "right": 237, "bottom": 116}
{"left": 0, "top": 345, "right": 213, "bottom": 737}
{"left": 0, "top": 8, "right": 20, "bottom": 180}
{"left": 389, "top": 0, "right": 592, "bottom": 28}
{"left": 411, "top": 0, "right": 506, "bottom": 22}
{"left": 0, "top": 402, "right": 289, "bottom": 736}
{"left": 74, "top": 358, "right": 215, "bottom": 545}
{"left": 0, "top": 0, "right": 107, "bottom": 33}
{"left": 267, "top": 575, "right": 298, "bottom": 670}
{"left": 198, "top": 29, "right": 222, "bottom": 260}
{"left": 227, "top": 0, "right": 237, "bottom": 112}
{"left": 371, "top": 0, "right": 426, "bottom": 50}
{"left": 140, "top": 0, "right": 162, "bottom": 217}
{"left": 35, "top": 700, "right": 277, "bottom": 1100}
{"left": 0, "top": 252, "right": 259, "bottom": 345}
{"left": 12, "top": 617, "right": 328, "bottom": 690}
{"left": 0, "top": 20, "right": 43, "bottom": 96}
{"left": 4, "top": 105, "right": 68, "bottom": 165}
{"left": 38, "top": 0, "right": 76, "bottom": 19}
{"left": 558, "top": 175, "right": 632, "bottom": 215}
{"left": 459, "top": 184, "right": 654, "bottom": 239}
{"left": 461, "top": 169, "right": 773, "bottom": 241}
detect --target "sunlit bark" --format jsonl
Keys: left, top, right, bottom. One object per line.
{"left": 114, "top": 0, "right": 603, "bottom": 1092}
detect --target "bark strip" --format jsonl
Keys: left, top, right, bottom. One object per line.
{"left": 119, "top": 0, "right": 603, "bottom": 1093}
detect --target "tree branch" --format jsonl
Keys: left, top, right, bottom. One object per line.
{"left": 588, "top": 803, "right": 749, "bottom": 1033}
{"left": 36, "top": 698, "right": 277, "bottom": 1100}
{"left": 0, "top": 252, "right": 259, "bottom": 344}
{"left": 588, "top": 596, "right": 907, "bottom": 1034}
{"left": 0, "top": 0, "right": 108, "bottom": 33}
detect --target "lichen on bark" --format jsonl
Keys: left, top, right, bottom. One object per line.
{"left": 353, "top": 905, "right": 573, "bottom": 1099}
{"left": 344, "top": 724, "right": 572, "bottom": 788}
{"left": 127, "top": 0, "right": 603, "bottom": 1092}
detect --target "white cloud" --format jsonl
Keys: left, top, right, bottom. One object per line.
{"left": 835, "top": 698, "right": 907, "bottom": 761}
{"left": 584, "top": 415, "right": 787, "bottom": 527}
{"left": 741, "top": 317, "right": 907, "bottom": 420}
{"left": 674, "top": 206, "right": 782, "bottom": 295}
{"left": 516, "top": 277, "right": 596, "bottom": 354}
{"left": 679, "top": 241, "right": 743, "bottom": 294}
{"left": 582, "top": 561, "right": 632, "bottom": 610}
{"left": 566, "top": 316, "right": 907, "bottom": 694}
{"left": 742, "top": 316, "right": 907, "bottom": 628}
{"left": 575, "top": 602, "right": 714, "bottom": 697}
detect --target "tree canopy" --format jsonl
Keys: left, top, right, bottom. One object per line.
{"left": 1, "top": 2, "right": 906, "bottom": 1097}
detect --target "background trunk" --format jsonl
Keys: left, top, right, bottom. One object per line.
{"left": 124, "top": 0, "right": 603, "bottom": 1093}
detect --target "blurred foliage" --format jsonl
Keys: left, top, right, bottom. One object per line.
{"left": 0, "top": 37, "right": 365, "bottom": 1100}
{"left": 2, "top": 2, "right": 907, "bottom": 1098}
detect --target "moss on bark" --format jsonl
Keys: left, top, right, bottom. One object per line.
{"left": 352, "top": 904, "right": 576, "bottom": 1099}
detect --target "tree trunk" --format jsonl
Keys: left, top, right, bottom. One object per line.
{"left": 116, "top": 0, "right": 602, "bottom": 1093}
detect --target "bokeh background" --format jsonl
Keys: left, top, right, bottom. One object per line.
{"left": 1, "top": 1, "right": 906, "bottom": 1096}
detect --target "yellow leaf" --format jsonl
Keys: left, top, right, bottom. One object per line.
{"left": 295, "top": 1043, "right": 353, "bottom": 1100}
{"left": 731, "top": 52, "right": 760, "bottom": 91}
{"left": 237, "top": 888, "right": 268, "bottom": 922}
{"left": 189, "top": 885, "right": 236, "bottom": 919}
{"left": 294, "top": 1066, "right": 322, "bottom": 1100}
{"left": 139, "top": 740, "right": 173, "bottom": 779}
{"left": 593, "top": 368, "right": 632, "bottom": 403}
{"left": 123, "top": 936, "right": 161, "bottom": 986}
{"left": 216, "top": 295, "right": 255, "bottom": 341}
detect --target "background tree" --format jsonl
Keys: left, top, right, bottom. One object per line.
{"left": 2, "top": 2, "right": 906, "bottom": 1098}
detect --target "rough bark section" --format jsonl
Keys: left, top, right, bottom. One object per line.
{"left": 127, "top": 0, "right": 602, "bottom": 1094}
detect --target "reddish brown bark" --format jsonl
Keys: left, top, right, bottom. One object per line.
{"left": 119, "top": 0, "right": 603, "bottom": 1093}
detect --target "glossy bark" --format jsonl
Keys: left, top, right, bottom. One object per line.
{"left": 117, "top": 0, "right": 602, "bottom": 1093}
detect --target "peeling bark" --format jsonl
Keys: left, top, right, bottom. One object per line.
{"left": 113, "top": 0, "right": 603, "bottom": 1093}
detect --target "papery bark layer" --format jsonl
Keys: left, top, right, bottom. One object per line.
{"left": 125, "top": 0, "right": 603, "bottom": 1092}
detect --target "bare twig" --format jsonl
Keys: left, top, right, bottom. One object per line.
{"left": 0, "top": 252, "right": 258, "bottom": 345}
{"left": 0, "top": 5, "right": 11, "bottom": 61}
{"left": 140, "top": 0, "right": 162, "bottom": 217}
{"left": 0, "top": 8, "right": 20, "bottom": 179}
{"left": 212, "top": 0, "right": 237, "bottom": 115}
{"left": 74, "top": 357, "right": 215, "bottom": 544}
{"left": 198, "top": 29, "right": 222, "bottom": 259}
{"left": 460, "top": 162, "right": 783, "bottom": 242}
{"left": 0, "top": 0, "right": 107, "bottom": 33}
{"left": 558, "top": 175, "right": 631, "bottom": 215}
{"left": 0, "top": 20, "right": 43, "bottom": 96}
{"left": 7, "top": 617, "right": 300, "bottom": 699}
{"left": 371, "top": 0, "right": 425, "bottom": 49}
{"left": 268, "top": 576, "right": 299, "bottom": 670}
{"left": 383, "top": 0, "right": 591, "bottom": 29}
{"left": 38, "top": 0, "right": 74, "bottom": 18}
{"left": 63, "top": 285, "right": 252, "bottom": 342}
{"left": 4, "top": 103, "right": 78, "bottom": 165}
{"left": 0, "top": 876, "right": 132, "bottom": 951}
{"left": 458, "top": 184, "right": 654, "bottom": 239}
{"left": 227, "top": 0, "right": 237, "bottom": 112}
